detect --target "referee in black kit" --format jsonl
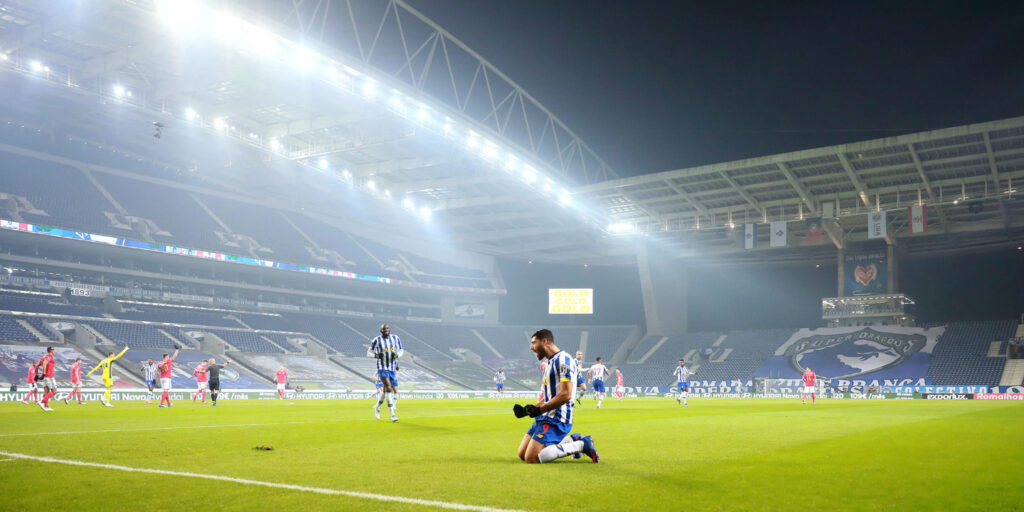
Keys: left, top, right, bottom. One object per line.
{"left": 206, "top": 357, "right": 231, "bottom": 406}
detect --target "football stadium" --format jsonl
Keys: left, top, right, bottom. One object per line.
{"left": 1, "top": 1, "right": 1023, "bottom": 510}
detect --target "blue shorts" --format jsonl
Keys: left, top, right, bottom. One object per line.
{"left": 593, "top": 380, "right": 606, "bottom": 393}
{"left": 677, "top": 382, "right": 689, "bottom": 392}
{"left": 146, "top": 379, "right": 155, "bottom": 387}
{"left": 576, "top": 376, "right": 586, "bottom": 386}
{"left": 526, "top": 417, "right": 573, "bottom": 446}
{"left": 375, "top": 384, "right": 383, "bottom": 390}
{"left": 496, "top": 383, "right": 504, "bottom": 390}
{"left": 377, "top": 370, "right": 397, "bottom": 387}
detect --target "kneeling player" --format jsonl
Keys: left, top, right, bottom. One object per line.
{"left": 514, "top": 329, "right": 598, "bottom": 464}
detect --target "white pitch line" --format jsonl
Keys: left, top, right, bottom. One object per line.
{"left": 0, "top": 411, "right": 506, "bottom": 438}
{"left": 0, "top": 451, "right": 529, "bottom": 512}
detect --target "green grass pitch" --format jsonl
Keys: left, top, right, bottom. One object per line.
{"left": 1, "top": 396, "right": 1021, "bottom": 511}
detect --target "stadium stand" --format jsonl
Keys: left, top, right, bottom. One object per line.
{"left": 238, "top": 354, "right": 368, "bottom": 389}
{"left": 693, "top": 329, "right": 798, "bottom": 383}
{"left": 279, "top": 313, "right": 357, "bottom": 355}
{"left": 234, "top": 313, "right": 297, "bottom": 332}
{"left": 0, "top": 314, "right": 37, "bottom": 342}
{"left": 19, "top": 316, "right": 63, "bottom": 341}
{"left": 85, "top": 320, "right": 181, "bottom": 349}
{"left": 397, "top": 323, "right": 495, "bottom": 358}
{"left": 926, "top": 320, "right": 1016, "bottom": 385}
{"left": 258, "top": 333, "right": 302, "bottom": 353}
{"left": 201, "top": 328, "right": 284, "bottom": 353}
{"left": 0, "top": 147, "right": 122, "bottom": 235}
{"left": 473, "top": 326, "right": 533, "bottom": 359}
{"left": 114, "top": 303, "right": 246, "bottom": 328}
{"left": 198, "top": 194, "right": 314, "bottom": 264}
{"left": 280, "top": 213, "right": 379, "bottom": 275}
{"left": 580, "top": 326, "right": 634, "bottom": 361}
{"left": 93, "top": 173, "right": 236, "bottom": 253}
{"left": 0, "top": 290, "right": 102, "bottom": 317}
{"left": 334, "top": 357, "right": 461, "bottom": 390}
{"left": 340, "top": 318, "right": 452, "bottom": 360}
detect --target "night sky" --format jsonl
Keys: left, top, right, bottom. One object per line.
{"left": 408, "top": 1, "right": 1024, "bottom": 175}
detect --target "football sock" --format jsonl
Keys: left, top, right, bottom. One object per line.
{"left": 376, "top": 392, "right": 386, "bottom": 408}
{"left": 104, "top": 387, "right": 112, "bottom": 403}
{"left": 539, "top": 440, "right": 584, "bottom": 463}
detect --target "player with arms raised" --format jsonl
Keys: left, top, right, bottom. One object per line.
{"left": 512, "top": 329, "right": 599, "bottom": 464}
{"left": 673, "top": 359, "right": 696, "bottom": 406}
{"left": 87, "top": 346, "right": 129, "bottom": 407}
{"left": 192, "top": 359, "right": 208, "bottom": 403}
{"left": 802, "top": 366, "right": 816, "bottom": 405}
{"left": 156, "top": 348, "right": 180, "bottom": 408}
{"left": 367, "top": 323, "right": 402, "bottom": 422}
{"left": 140, "top": 359, "right": 158, "bottom": 403}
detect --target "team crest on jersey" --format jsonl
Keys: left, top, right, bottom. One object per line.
{"left": 784, "top": 328, "right": 926, "bottom": 379}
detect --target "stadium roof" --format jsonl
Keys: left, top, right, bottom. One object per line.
{"left": 1, "top": 0, "right": 1022, "bottom": 267}
{"left": 579, "top": 116, "right": 1024, "bottom": 264}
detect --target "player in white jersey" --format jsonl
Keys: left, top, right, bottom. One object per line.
{"left": 494, "top": 368, "right": 506, "bottom": 399}
{"left": 574, "top": 351, "right": 588, "bottom": 405}
{"left": 367, "top": 323, "right": 403, "bottom": 422}
{"left": 513, "top": 329, "right": 599, "bottom": 464}
{"left": 588, "top": 357, "right": 610, "bottom": 408}
{"left": 673, "top": 359, "right": 696, "bottom": 406}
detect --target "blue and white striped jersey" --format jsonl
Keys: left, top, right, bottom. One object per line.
{"left": 540, "top": 350, "right": 577, "bottom": 425}
{"left": 141, "top": 363, "right": 157, "bottom": 382}
{"left": 494, "top": 371, "right": 505, "bottom": 384}
{"left": 368, "top": 335, "right": 403, "bottom": 372}
{"left": 674, "top": 365, "right": 693, "bottom": 383}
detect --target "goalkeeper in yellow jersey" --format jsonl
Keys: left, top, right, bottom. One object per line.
{"left": 86, "top": 346, "right": 129, "bottom": 407}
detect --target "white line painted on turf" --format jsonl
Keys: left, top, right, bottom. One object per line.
{"left": 0, "top": 451, "right": 530, "bottom": 512}
{"left": 0, "top": 411, "right": 506, "bottom": 438}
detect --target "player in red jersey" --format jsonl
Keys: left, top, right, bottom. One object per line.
{"left": 275, "top": 366, "right": 288, "bottom": 399}
{"left": 614, "top": 369, "right": 625, "bottom": 401}
{"left": 802, "top": 366, "right": 816, "bottom": 405}
{"left": 22, "top": 362, "right": 39, "bottom": 405}
{"left": 157, "top": 348, "right": 180, "bottom": 408}
{"left": 36, "top": 347, "right": 58, "bottom": 411}
{"left": 192, "top": 360, "right": 208, "bottom": 403}
{"left": 63, "top": 357, "right": 85, "bottom": 405}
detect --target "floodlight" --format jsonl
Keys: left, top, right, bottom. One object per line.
{"left": 403, "top": 198, "right": 414, "bottom": 209}
{"left": 156, "top": 0, "right": 201, "bottom": 30}
{"left": 113, "top": 85, "right": 126, "bottom": 97}
{"left": 416, "top": 109, "right": 430, "bottom": 122}
{"left": 483, "top": 145, "right": 497, "bottom": 159}
{"left": 319, "top": 158, "right": 328, "bottom": 170}
{"left": 559, "top": 192, "right": 571, "bottom": 205}
{"left": 294, "top": 46, "right": 315, "bottom": 69}
{"left": 384, "top": 189, "right": 391, "bottom": 198}
{"left": 185, "top": 107, "right": 197, "bottom": 121}
{"left": 213, "top": 117, "right": 227, "bottom": 130}
{"left": 361, "top": 81, "right": 375, "bottom": 97}
{"left": 0, "top": 54, "right": 7, "bottom": 61}
{"left": 270, "top": 139, "right": 281, "bottom": 151}
{"left": 522, "top": 166, "right": 537, "bottom": 183}
{"left": 341, "top": 169, "right": 351, "bottom": 178}
{"left": 29, "top": 60, "right": 43, "bottom": 72}
{"left": 366, "top": 180, "right": 376, "bottom": 190}
{"left": 607, "top": 223, "right": 635, "bottom": 234}
{"left": 420, "top": 207, "right": 431, "bottom": 220}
